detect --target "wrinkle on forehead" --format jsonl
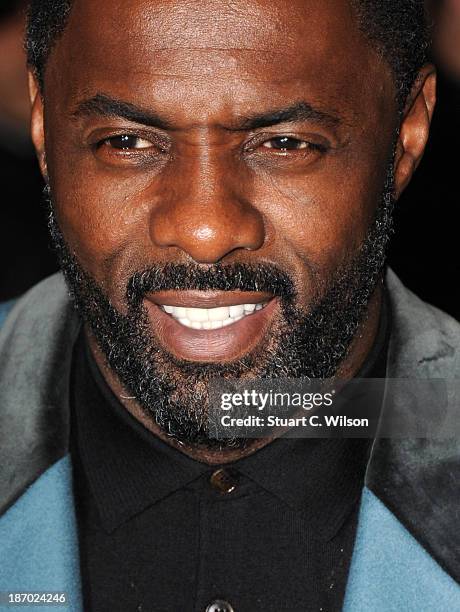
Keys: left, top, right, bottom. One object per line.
{"left": 71, "top": 0, "right": 292, "bottom": 50}
{"left": 68, "top": 0, "right": 361, "bottom": 54}
{"left": 55, "top": 0, "right": 380, "bottom": 89}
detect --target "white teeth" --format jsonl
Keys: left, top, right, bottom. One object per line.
{"left": 186, "top": 307, "right": 209, "bottom": 322}
{"left": 229, "top": 304, "right": 245, "bottom": 318}
{"left": 208, "top": 307, "right": 230, "bottom": 322}
{"left": 161, "top": 302, "right": 269, "bottom": 330}
{"left": 174, "top": 306, "right": 187, "bottom": 319}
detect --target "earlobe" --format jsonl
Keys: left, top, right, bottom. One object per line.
{"left": 28, "top": 71, "right": 48, "bottom": 181}
{"left": 394, "top": 65, "right": 437, "bottom": 199}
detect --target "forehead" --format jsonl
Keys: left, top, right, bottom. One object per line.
{"left": 46, "top": 0, "right": 395, "bottom": 123}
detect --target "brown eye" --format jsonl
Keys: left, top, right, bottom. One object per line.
{"left": 262, "top": 136, "right": 308, "bottom": 151}
{"left": 104, "top": 135, "right": 154, "bottom": 150}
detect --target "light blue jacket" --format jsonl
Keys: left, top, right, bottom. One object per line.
{"left": 0, "top": 271, "right": 459, "bottom": 611}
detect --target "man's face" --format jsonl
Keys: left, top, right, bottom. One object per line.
{"left": 37, "top": 0, "right": 402, "bottom": 444}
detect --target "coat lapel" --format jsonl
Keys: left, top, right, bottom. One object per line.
{"left": 343, "top": 488, "right": 460, "bottom": 611}
{"left": 343, "top": 270, "right": 460, "bottom": 608}
{"left": 0, "top": 456, "right": 83, "bottom": 612}
{"left": 364, "top": 270, "right": 460, "bottom": 584}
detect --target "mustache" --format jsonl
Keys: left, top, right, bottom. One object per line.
{"left": 126, "top": 262, "right": 296, "bottom": 307}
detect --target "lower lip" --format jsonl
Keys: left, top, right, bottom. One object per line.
{"left": 144, "top": 298, "right": 279, "bottom": 363}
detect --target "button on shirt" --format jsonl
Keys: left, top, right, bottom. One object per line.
{"left": 70, "top": 297, "right": 389, "bottom": 612}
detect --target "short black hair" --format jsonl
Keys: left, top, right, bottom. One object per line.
{"left": 26, "top": 0, "right": 430, "bottom": 110}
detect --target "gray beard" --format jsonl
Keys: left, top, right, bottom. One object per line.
{"left": 45, "top": 163, "right": 394, "bottom": 448}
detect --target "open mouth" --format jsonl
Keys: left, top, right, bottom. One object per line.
{"left": 144, "top": 291, "right": 279, "bottom": 363}
{"left": 160, "top": 302, "right": 269, "bottom": 330}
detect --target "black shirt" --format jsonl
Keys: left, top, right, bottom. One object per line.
{"left": 70, "top": 298, "right": 389, "bottom": 612}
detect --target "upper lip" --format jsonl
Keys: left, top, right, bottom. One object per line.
{"left": 145, "top": 290, "right": 274, "bottom": 308}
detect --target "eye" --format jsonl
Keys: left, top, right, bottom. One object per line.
{"left": 102, "top": 134, "right": 155, "bottom": 150}
{"left": 261, "top": 136, "right": 309, "bottom": 151}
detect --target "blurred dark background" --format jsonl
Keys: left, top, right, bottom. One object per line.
{"left": 0, "top": 0, "right": 459, "bottom": 320}
{"left": 0, "top": 0, "right": 55, "bottom": 302}
{"left": 388, "top": 0, "right": 460, "bottom": 320}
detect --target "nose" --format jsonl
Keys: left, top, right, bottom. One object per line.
{"left": 149, "top": 153, "right": 265, "bottom": 264}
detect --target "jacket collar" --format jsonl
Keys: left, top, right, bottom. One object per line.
{"left": 366, "top": 269, "right": 460, "bottom": 583}
{"left": 0, "top": 274, "right": 80, "bottom": 514}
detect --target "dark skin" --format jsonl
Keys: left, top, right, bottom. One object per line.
{"left": 29, "top": 0, "right": 436, "bottom": 464}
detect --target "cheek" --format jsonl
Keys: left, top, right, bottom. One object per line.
{"left": 252, "top": 151, "right": 390, "bottom": 281}
{"left": 47, "top": 146, "right": 158, "bottom": 299}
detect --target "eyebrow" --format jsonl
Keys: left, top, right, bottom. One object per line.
{"left": 72, "top": 94, "right": 173, "bottom": 130}
{"left": 72, "top": 93, "right": 341, "bottom": 131}
{"left": 234, "top": 102, "right": 341, "bottom": 131}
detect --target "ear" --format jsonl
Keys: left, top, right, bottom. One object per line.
{"left": 394, "top": 65, "right": 437, "bottom": 199}
{"left": 28, "top": 70, "right": 48, "bottom": 182}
